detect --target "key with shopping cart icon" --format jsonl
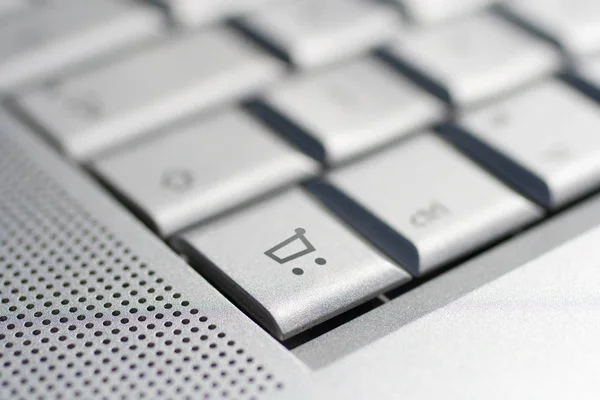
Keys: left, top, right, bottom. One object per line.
{"left": 176, "top": 188, "right": 411, "bottom": 340}
{"left": 264, "top": 227, "right": 327, "bottom": 276}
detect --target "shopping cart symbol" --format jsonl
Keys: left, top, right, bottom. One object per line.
{"left": 264, "top": 228, "right": 327, "bottom": 275}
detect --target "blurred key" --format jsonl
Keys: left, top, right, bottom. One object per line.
{"left": 392, "top": 0, "right": 495, "bottom": 24}
{"left": 576, "top": 56, "right": 600, "bottom": 97}
{"left": 94, "top": 109, "right": 317, "bottom": 236}
{"left": 16, "top": 27, "right": 283, "bottom": 160}
{"left": 503, "top": 0, "right": 600, "bottom": 57}
{"left": 239, "top": 0, "right": 399, "bottom": 68}
{"left": 310, "top": 132, "right": 542, "bottom": 276}
{"left": 256, "top": 57, "right": 443, "bottom": 165}
{"left": 443, "top": 80, "right": 600, "bottom": 209}
{"left": 158, "top": 0, "right": 276, "bottom": 27}
{"left": 176, "top": 188, "right": 410, "bottom": 339}
{"left": 0, "top": 0, "right": 164, "bottom": 92}
{"left": 0, "top": 0, "right": 26, "bottom": 18}
{"left": 384, "top": 13, "right": 559, "bottom": 107}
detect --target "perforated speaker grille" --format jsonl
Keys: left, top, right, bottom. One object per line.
{"left": 0, "top": 133, "right": 284, "bottom": 399}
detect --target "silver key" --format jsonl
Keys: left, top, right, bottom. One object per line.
{"left": 392, "top": 0, "right": 495, "bottom": 24}
{"left": 176, "top": 188, "right": 410, "bottom": 339}
{"left": 259, "top": 57, "right": 443, "bottom": 165}
{"left": 503, "top": 0, "right": 600, "bottom": 57}
{"left": 385, "top": 13, "right": 560, "bottom": 107}
{"left": 0, "top": 0, "right": 164, "bottom": 92}
{"left": 160, "top": 0, "right": 277, "bottom": 27}
{"left": 239, "top": 0, "right": 399, "bottom": 68}
{"left": 0, "top": 0, "right": 26, "bottom": 18}
{"left": 94, "top": 109, "right": 317, "bottom": 236}
{"left": 578, "top": 55, "right": 600, "bottom": 91}
{"left": 16, "top": 27, "right": 283, "bottom": 160}
{"left": 444, "top": 80, "right": 600, "bottom": 209}
{"left": 314, "top": 132, "right": 542, "bottom": 276}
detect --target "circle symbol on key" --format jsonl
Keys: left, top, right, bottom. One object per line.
{"left": 161, "top": 169, "right": 195, "bottom": 192}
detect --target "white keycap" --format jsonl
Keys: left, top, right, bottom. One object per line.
{"left": 0, "top": 0, "right": 164, "bottom": 92}
{"left": 504, "top": 0, "right": 600, "bottom": 57}
{"left": 16, "top": 27, "right": 283, "bottom": 160}
{"left": 259, "top": 57, "right": 443, "bottom": 165}
{"left": 94, "top": 109, "right": 317, "bottom": 236}
{"left": 385, "top": 13, "right": 560, "bottom": 107}
{"left": 176, "top": 188, "right": 411, "bottom": 339}
{"left": 445, "top": 80, "right": 600, "bottom": 209}
{"left": 314, "top": 132, "right": 542, "bottom": 276}
{"left": 160, "top": 0, "right": 276, "bottom": 27}
{"left": 239, "top": 0, "right": 399, "bottom": 68}
{"left": 393, "top": 0, "right": 495, "bottom": 24}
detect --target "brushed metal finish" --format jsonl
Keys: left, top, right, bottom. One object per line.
{"left": 314, "top": 225, "right": 600, "bottom": 399}
{"left": 295, "top": 186, "right": 600, "bottom": 369}
{"left": 5, "top": 2, "right": 600, "bottom": 399}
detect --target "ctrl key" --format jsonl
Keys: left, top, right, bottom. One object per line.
{"left": 175, "top": 188, "right": 410, "bottom": 340}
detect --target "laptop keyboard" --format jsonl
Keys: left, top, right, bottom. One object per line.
{"left": 3, "top": 0, "right": 600, "bottom": 342}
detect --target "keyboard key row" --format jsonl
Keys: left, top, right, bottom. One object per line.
{"left": 16, "top": 26, "right": 283, "bottom": 160}
{"left": 90, "top": 69, "right": 600, "bottom": 279}
{"left": 9, "top": 5, "right": 571, "bottom": 164}
{"left": 309, "top": 132, "right": 542, "bottom": 276}
{"left": 0, "top": 0, "right": 164, "bottom": 93}
{"left": 26, "top": 68, "right": 600, "bottom": 338}
{"left": 174, "top": 132, "right": 541, "bottom": 338}
{"left": 161, "top": 0, "right": 495, "bottom": 28}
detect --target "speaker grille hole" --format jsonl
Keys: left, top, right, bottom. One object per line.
{"left": 0, "top": 133, "right": 284, "bottom": 399}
